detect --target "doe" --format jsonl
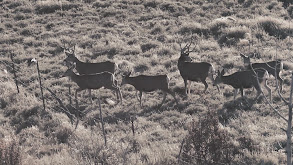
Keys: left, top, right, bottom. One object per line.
{"left": 240, "top": 53, "right": 283, "bottom": 92}
{"left": 214, "top": 69, "right": 272, "bottom": 101}
{"left": 121, "top": 72, "right": 179, "bottom": 108}
{"left": 62, "top": 65, "right": 122, "bottom": 107}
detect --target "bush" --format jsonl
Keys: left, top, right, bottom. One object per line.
{"left": 256, "top": 17, "right": 292, "bottom": 39}
{"left": 209, "top": 19, "right": 232, "bottom": 38}
{"left": 92, "top": 1, "right": 111, "bottom": 8}
{"left": 178, "top": 23, "right": 209, "bottom": 36}
{"left": 35, "top": 2, "right": 80, "bottom": 14}
{"left": 218, "top": 26, "right": 248, "bottom": 47}
{"left": 180, "top": 111, "right": 238, "bottom": 165}
{"left": 55, "top": 127, "right": 73, "bottom": 144}
{"left": 140, "top": 42, "right": 159, "bottom": 52}
{"left": 288, "top": 5, "right": 293, "bottom": 18}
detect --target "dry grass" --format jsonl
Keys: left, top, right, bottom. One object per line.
{"left": 0, "top": 0, "right": 292, "bottom": 164}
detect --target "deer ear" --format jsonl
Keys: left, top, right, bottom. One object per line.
{"left": 220, "top": 69, "right": 225, "bottom": 76}
{"left": 217, "top": 70, "right": 221, "bottom": 76}
{"left": 127, "top": 72, "right": 131, "bottom": 77}
{"left": 240, "top": 53, "right": 246, "bottom": 58}
{"left": 69, "top": 63, "right": 76, "bottom": 70}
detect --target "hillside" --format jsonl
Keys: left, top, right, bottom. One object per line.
{"left": 1, "top": 0, "right": 293, "bottom": 164}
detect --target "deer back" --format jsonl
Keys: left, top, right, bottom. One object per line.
{"left": 75, "top": 61, "right": 116, "bottom": 75}
{"left": 178, "top": 61, "right": 212, "bottom": 80}
{"left": 71, "top": 72, "right": 114, "bottom": 90}
{"left": 124, "top": 75, "right": 169, "bottom": 92}
{"left": 222, "top": 69, "right": 268, "bottom": 89}
{"left": 250, "top": 61, "right": 283, "bottom": 75}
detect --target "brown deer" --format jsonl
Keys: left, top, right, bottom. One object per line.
{"left": 62, "top": 65, "right": 122, "bottom": 107}
{"left": 240, "top": 53, "right": 283, "bottom": 92}
{"left": 177, "top": 38, "right": 218, "bottom": 95}
{"left": 214, "top": 68, "right": 272, "bottom": 101}
{"left": 63, "top": 45, "right": 118, "bottom": 99}
{"left": 121, "top": 72, "right": 179, "bottom": 108}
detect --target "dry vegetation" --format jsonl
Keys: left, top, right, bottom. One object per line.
{"left": 1, "top": 0, "right": 293, "bottom": 164}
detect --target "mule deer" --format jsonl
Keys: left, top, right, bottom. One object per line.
{"left": 214, "top": 69, "right": 272, "bottom": 101}
{"left": 178, "top": 38, "right": 218, "bottom": 95}
{"left": 240, "top": 53, "right": 283, "bottom": 91}
{"left": 62, "top": 65, "right": 122, "bottom": 107}
{"left": 63, "top": 46, "right": 117, "bottom": 75}
{"left": 121, "top": 72, "right": 179, "bottom": 108}
{"left": 63, "top": 45, "right": 118, "bottom": 99}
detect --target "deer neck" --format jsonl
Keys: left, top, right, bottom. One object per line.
{"left": 72, "top": 56, "right": 81, "bottom": 63}
{"left": 221, "top": 75, "right": 233, "bottom": 86}
{"left": 125, "top": 77, "right": 138, "bottom": 87}
{"left": 68, "top": 71, "right": 79, "bottom": 83}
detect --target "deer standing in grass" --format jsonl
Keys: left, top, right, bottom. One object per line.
{"left": 177, "top": 38, "right": 219, "bottom": 95}
{"left": 63, "top": 45, "right": 119, "bottom": 100}
{"left": 62, "top": 65, "right": 122, "bottom": 107}
{"left": 240, "top": 53, "right": 283, "bottom": 92}
{"left": 121, "top": 72, "right": 179, "bottom": 108}
{"left": 214, "top": 69, "right": 272, "bottom": 101}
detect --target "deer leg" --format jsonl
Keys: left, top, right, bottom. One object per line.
{"left": 264, "top": 80, "right": 272, "bottom": 102}
{"left": 139, "top": 91, "right": 143, "bottom": 107}
{"left": 240, "top": 87, "right": 244, "bottom": 98}
{"left": 159, "top": 92, "right": 167, "bottom": 108}
{"left": 167, "top": 90, "right": 179, "bottom": 107}
{"left": 277, "top": 75, "right": 284, "bottom": 92}
{"left": 233, "top": 89, "right": 239, "bottom": 101}
{"left": 109, "top": 85, "right": 123, "bottom": 104}
{"left": 75, "top": 88, "right": 83, "bottom": 108}
{"left": 201, "top": 79, "right": 208, "bottom": 93}
{"left": 188, "top": 80, "right": 191, "bottom": 94}
{"left": 184, "top": 79, "right": 188, "bottom": 95}
{"left": 117, "top": 87, "right": 123, "bottom": 104}
{"left": 88, "top": 89, "right": 92, "bottom": 103}
{"left": 136, "top": 91, "right": 140, "bottom": 102}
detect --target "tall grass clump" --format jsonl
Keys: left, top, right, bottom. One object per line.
{"left": 288, "top": 5, "right": 293, "bottom": 18}
{"left": 256, "top": 17, "right": 293, "bottom": 39}
{"left": 178, "top": 22, "right": 209, "bottom": 37}
{"left": 209, "top": 17, "right": 236, "bottom": 38}
{"left": 35, "top": 1, "right": 80, "bottom": 14}
{"left": 218, "top": 26, "right": 249, "bottom": 47}
{"left": 180, "top": 111, "right": 238, "bottom": 165}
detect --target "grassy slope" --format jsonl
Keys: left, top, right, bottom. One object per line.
{"left": 1, "top": 0, "right": 293, "bottom": 164}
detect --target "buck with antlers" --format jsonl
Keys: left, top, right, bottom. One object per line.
{"left": 240, "top": 53, "right": 283, "bottom": 92}
{"left": 62, "top": 65, "right": 122, "bottom": 107}
{"left": 121, "top": 72, "right": 179, "bottom": 108}
{"left": 177, "top": 37, "right": 219, "bottom": 95}
{"left": 214, "top": 68, "right": 272, "bottom": 101}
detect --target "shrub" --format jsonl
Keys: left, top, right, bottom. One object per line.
{"left": 7, "top": 1, "right": 22, "bottom": 9}
{"left": 134, "top": 64, "right": 149, "bottom": 73}
{"left": 180, "top": 111, "right": 238, "bottom": 165}
{"left": 218, "top": 26, "right": 248, "bottom": 47}
{"left": 55, "top": 127, "right": 73, "bottom": 144}
{"left": 20, "top": 28, "right": 33, "bottom": 36}
{"left": 92, "top": 1, "right": 111, "bottom": 8}
{"left": 256, "top": 17, "right": 292, "bottom": 39}
{"left": 140, "top": 42, "right": 159, "bottom": 52}
{"left": 209, "top": 19, "right": 231, "bottom": 38}
{"left": 278, "top": 0, "right": 293, "bottom": 8}
{"left": 14, "top": 14, "right": 27, "bottom": 21}
{"left": 178, "top": 22, "right": 209, "bottom": 36}
{"left": 288, "top": 5, "right": 293, "bottom": 18}
{"left": 143, "top": 1, "right": 158, "bottom": 8}
{"left": 0, "top": 139, "right": 21, "bottom": 165}
{"left": 35, "top": 2, "right": 80, "bottom": 14}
